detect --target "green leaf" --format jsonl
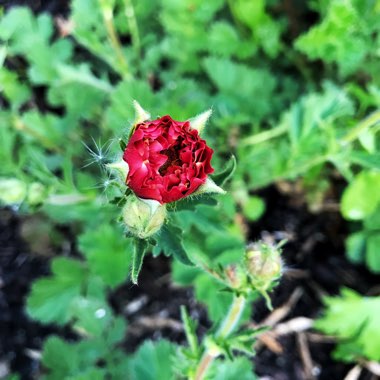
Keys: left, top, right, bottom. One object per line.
{"left": 154, "top": 224, "right": 193, "bottom": 266}
{"left": 181, "top": 306, "right": 199, "bottom": 357}
{"left": 195, "top": 274, "right": 232, "bottom": 323}
{"left": 242, "top": 196, "right": 265, "bottom": 221}
{"left": 213, "top": 155, "right": 237, "bottom": 187}
{"left": 131, "top": 238, "right": 148, "bottom": 284}
{"left": 130, "top": 340, "right": 177, "bottom": 380}
{"left": 70, "top": 297, "right": 112, "bottom": 337}
{"left": 341, "top": 171, "right": 380, "bottom": 220}
{"left": 0, "top": 67, "right": 31, "bottom": 109}
{"left": 295, "top": 1, "right": 370, "bottom": 76}
{"left": 41, "top": 336, "right": 110, "bottom": 380}
{"left": 316, "top": 288, "right": 380, "bottom": 361}
{"left": 79, "top": 225, "right": 132, "bottom": 287}
{"left": 27, "top": 257, "right": 86, "bottom": 325}
{"left": 366, "top": 234, "right": 380, "bottom": 273}
{"left": 207, "top": 21, "right": 241, "bottom": 57}
{"left": 171, "top": 196, "right": 218, "bottom": 211}
{"left": 345, "top": 232, "right": 365, "bottom": 264}
{"left": 42, "top": 336, "right": 79, "bottom": 379}
{"left": 210, "top": 356, "right": 257, "bottom": 380}
{"left": 349, "top": 152, "right": 380, "bottom": 170}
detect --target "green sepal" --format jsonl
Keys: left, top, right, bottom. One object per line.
{"left": 131, "top": 238, "right": 148, "bottom": 284}
{"left": 153, "top": 224, "right": 193, "bottom": 266}
{"left": 119, "top": 138, "right": 127, "bottom": 151}
{"left": 181, "top": 306, "right": 200, "bottom": 358}
{"left": 213, "top": 155, "right": 237, "bottom": 187}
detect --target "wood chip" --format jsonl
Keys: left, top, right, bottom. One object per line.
{"left": 297, "top": 332, "right": 317, "bottom": 380}
{"left": 343, "top": 365, "right": 362, "bottom": 380}
{"left": 274, "top": 317, "right": 314, "bottom": 335}
{"left": 128, "top": 316, "right": 183, "bottom": 335}
{"left": 261, "top": 287, "right": 303, "bottom": 327}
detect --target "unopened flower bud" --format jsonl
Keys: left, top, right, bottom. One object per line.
{"left": 245, "top": 241, "right": 283, "bottom": 292}
{"left": 0, "top": 178, "right": 27, "bottom": 205}
{"left": 27, "top": 182, "right": 47, "bottom": 205}
{"left": 122, "top": 196, "right": 166, "bottom": 239}
{"left": 224, "top": 264, "right": 245, "bottom": 290}
{"left": 106, "top": 160, "right": 129, "bottom": 180}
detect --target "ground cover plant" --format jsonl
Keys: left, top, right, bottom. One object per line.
{"left": 0, "top": 0, "right": 380, "bottom": 379}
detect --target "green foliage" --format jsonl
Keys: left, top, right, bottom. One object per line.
{"left": 27, "top": 257, "right": 86, "bottom": 325}
{"left": 211, "top": 357, "right": 257, "bottom": 380}
{"left": 41, "top": 330, "right": 129, "bottom": 380}
{"left": 129, "top": 340, "right": 177, "bottom": 380}
{"left": 1, "top": 0, "right": 380, "bottom": 377}
{"left": 79, "top": 224, "right": 132, "bottom": 287}
{"left": 295, "top": 0, "right": 380, "bottom": 76}
{"left": 316, "top": 288, "right": 380, "bottom": 362}
{"left": 341, "top": 171, "right": 380, "bottom": 220}
{"left": 341, "top": 171, "right": 380, "bottom": 272}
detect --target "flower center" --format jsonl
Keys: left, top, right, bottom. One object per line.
{"left": 158, "top": 138, "right": 184, "bottom": 176}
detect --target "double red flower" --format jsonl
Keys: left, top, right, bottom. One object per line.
{"left": 123, "top": 115, "right": 214, "bottom": 204}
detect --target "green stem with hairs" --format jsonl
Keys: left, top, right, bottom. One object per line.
{"left": 124, "top": 0, "right": 141, "bottom": 60}
{"left": 99, "top": 0, "right": 130, "bottom": 79}
{"left": 194, "top": 295, "right": 246, "bottom": 380}
{"left": 341, "top": 110, "right": 380, "bottom": 145}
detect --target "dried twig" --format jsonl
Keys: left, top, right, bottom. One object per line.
{"left": 343, "top": 365, "right": 362, "bottom": 380}
{"left": 297, "top": 332, "right": 317, "bottom": 380}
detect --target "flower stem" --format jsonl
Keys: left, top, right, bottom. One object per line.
{"left": 341, "top": 110, "right": 380, "bottom": 145}
{"left": 124, "top": 0, "right": 141, "bottom": 60}
{"left": 99, "top": 0, "right": 130, "bottom": 79}
{"left": 194, "top": 295, "right": 246, "bottom": 380}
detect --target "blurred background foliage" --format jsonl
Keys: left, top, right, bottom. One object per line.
{"left": 1, "top": 0, "right": 380, "bottom": 378}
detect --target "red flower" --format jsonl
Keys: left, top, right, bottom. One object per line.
{"left": 123, "top": 115, "right": 214, "bottom": 204}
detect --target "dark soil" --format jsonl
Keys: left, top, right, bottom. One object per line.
{"left": 0, "top": 0, "right": 70, "bottom": 16}
{"left": 1, "top": 185, "right": 379, "bottom": 380}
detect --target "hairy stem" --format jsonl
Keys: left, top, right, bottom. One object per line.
{"left": 99, "top": 0, "right": 130, "bottom": 79}
{"left": 341, "top": 110, "right": 380, "bottom": 145}
{"left": 124, "top": 0, "right": 141, "bottom": 60}
{"left": 194, "top": 295, "right": 246, "bottom": 380}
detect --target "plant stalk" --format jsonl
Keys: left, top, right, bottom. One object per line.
{"left": 124, "top": 0, "right": 141, "bottom": 60}
{"left": 341, "top": 110, "right": 380, "bottom": 145}
{"left": 194, "top": 295, "right": 246, "bottom": 380}
{"left": 99, "top": 0, "right": 130, "bottom": 79}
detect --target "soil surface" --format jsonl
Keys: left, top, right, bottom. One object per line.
{"left": 1, "top": 185, "right": 379, "bottom": 380}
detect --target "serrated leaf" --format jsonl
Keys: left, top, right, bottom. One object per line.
{"left": 130, "top": 340, "right": 177, "bottom": 380}
{"left": 210, "top": 356, "right": 257, "bottom": 380}
{"left": 131, "top": 238, "right": 148, "bottom": 284}
{"left": 42, "top": 336, "right": 79, "bottom": 379}
{"left": 154, "top": 224, "right": 193, "bottom": 266}
{"left": 27, "top": 257, "right": 86, "bottom": 325}
{"left": 316, "top": 288, "right": 380, "bottom": 361}
{"left": 295, "top": 1, "right": 370, "bottom": 76}
{"left": 212, "top": 156, "right": 237, "bottom": 187}
{"left": 79, "top": 225, "right": 132, "bottom": 288}
{"left": 169, "top": 195, "right": 217, "bottom": 212}
{"left": 70, "top": 297, "right": 112, "bottom": 337}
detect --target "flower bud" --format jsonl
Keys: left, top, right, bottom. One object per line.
{"left": 0, "top": 178, "right": 27, "bottom": 205}
{"left": 106, "top": 160, "right": 129, "bottom": 179}
{"left": 224, "top": 264, "right": 245, "bottom": 290}
{"left": 245, "top": 241, "right": 283, "bottom": 292}
{"left": 122, "top": 196, "right": 166, "bottom": 239}
{"left": 27, "top": 182, "right": 47, "bottom": 205}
